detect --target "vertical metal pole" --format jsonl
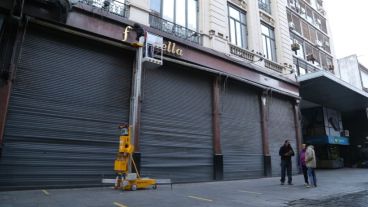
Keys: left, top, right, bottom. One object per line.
{"left": 130, "top": 46, "right": 143, "bottom": 173}
{"left": 131, "top": 46, "right": 143, "bottom": 148}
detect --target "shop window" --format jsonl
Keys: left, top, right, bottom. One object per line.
{"left": 228, "top": 4, "right": 248, "bottom": 49}
{"left": 261, "top": 23, "right": 276, "bottom": 61}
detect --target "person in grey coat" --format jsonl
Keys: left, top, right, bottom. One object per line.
{"left": 305, "top": 145, "right": 317, "bottom": 187}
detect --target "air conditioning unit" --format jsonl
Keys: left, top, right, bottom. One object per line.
{"left": 291, "top": 42, "right": 300, "bottom": 52}
{"left": 306, "top": 54, "right": 315, "bottom": 62}
{"left": 318, "top": 8, "right": 325, "bottom": 15}
{"left": 316, "top": 41, "right": 323, "bottom": 47}
{"left": 289, "top": 22, "right": 295, "bottom": 29}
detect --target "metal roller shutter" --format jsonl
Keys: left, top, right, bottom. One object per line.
{"left": 268, "top": 96, "right": 298, "bottom": 176}
{"left": 220, "top": 80, "right": 263, "bottom": 180}
{"left": 0, "top": 24, "right": 133, "bottom": 189}
{"left": 140, "top": 63, "right": 213, "bottom": 182}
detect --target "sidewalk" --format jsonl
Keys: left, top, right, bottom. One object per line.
{"left": 0, "top": 168, "right": 367, "bottom": 207}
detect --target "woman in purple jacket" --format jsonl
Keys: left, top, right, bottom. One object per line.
{"left": 300, "top": 144, "right": 309, "bottom": 187}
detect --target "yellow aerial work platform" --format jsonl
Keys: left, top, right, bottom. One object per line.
{"left": 113, "top": 124, "right": 156, "bottom": 191}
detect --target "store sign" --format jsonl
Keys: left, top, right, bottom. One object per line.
{"left": 122, "top": 26, "right": 183, "bottom": 56}
{"left": 163, "top": 41, "right": 183, "bottom": 56}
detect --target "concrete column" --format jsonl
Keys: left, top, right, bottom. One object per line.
{"left": 260, "top": 91, "right": 271, "bottom": 177}
{"left": 293, "top": 99, "right": 302, "bottom": 155}
{"left": 0, "top": 18, "right": 25, "bottom": 156}
{"left": 212, "top": 76, "right": 223, "bottom": 180}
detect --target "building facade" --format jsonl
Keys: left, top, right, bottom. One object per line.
{"left": 0, "top": 0, "right": 302, "bottom": 189}
{"left": 288, "top": 1, "right": 368, "bottom": 168}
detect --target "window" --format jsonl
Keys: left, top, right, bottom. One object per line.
{"left": 361, "top": 70, "right": 368, "bottom": 89}
{"left": 258, "top": 0, "right": 271, "bottom": 14}
{"left": 228, "top": 4, "right": 247, "bottom": 48}
{"left": 151, "top": 0, "right": 198, "bottom": 31}
{"left": 261, "top": 23, "right": 276, "bottom": 61}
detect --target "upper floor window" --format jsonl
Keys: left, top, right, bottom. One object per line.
{"left": 361, "top": 70, "right": 368, "bottom": 89}
{"left": 150, "top": 0, "right": 198, "bottom": 31}
{"left": 258, "top": 0, "right": 271, "bottom": 14}
{"left": 228, "top": 4, "right": 247, "bottom": 49}
{"left": 261, "top": 23, "right": 276, "bottom": 61}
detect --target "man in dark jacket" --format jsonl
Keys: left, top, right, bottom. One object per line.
{"left": 279, "top": 139, "right": 295, "bottom": 185}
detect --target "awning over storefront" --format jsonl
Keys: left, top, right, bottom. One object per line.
{"left": 305, "top": 135, "right": 349, "bottom": 145}
{"left": 298, "top": 71, "right": 368, "bottom": 112}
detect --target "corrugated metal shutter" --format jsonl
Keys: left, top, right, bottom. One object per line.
{"left": 0, "top": 24, "right": 133, "bottom": 189}
{"left": 268, "top": 96, "right": 298, "bottom": 176}
{"left": 140, "top": 63, "right": 213, "bottom": 182}
{"left": 220, "top": 80, "right": 263, "bottom": 180}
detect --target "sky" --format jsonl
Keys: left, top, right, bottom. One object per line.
{"left": 324, "top": 0, "right": 368, "bottom": 67}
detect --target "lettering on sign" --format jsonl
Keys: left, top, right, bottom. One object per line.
{"left": 121, "top": 26, "right": 183, "bottom": 56}
{"left": 162, "top": 41, "right": 183, "bottom": 56}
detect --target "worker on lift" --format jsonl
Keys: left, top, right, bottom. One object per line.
{"left": 114, "top": 124, "right": 156, "bottom": 191}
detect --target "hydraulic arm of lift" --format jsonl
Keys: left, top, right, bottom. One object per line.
{"left": 114, "top": 124, "right": 156, "bottom": 191}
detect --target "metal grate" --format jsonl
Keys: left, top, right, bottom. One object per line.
{"left": 149, "top": 14, "right": 201, "bottom": 44}
{"left": 78, "top": 0, "right": 129, "bottom": 18}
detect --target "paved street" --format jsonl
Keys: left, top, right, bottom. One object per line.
{"left": 0, "top": 168, "right": 367, "bottom": 207}
{"left": 288, "top": 190, "right": 368, "bottom": 207}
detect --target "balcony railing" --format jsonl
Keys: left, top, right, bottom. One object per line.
{"left": 229, "top": 44, "right": 255, "bottom": 61}
{"left": 78, "top": 0, "right": 129, "bottom": 18}
{"left": 258, "top": 0, "right": 271, "bottom": 14}
{"left": 293, "top": 57, "right": 322, "bottom": 76}
{"left": 264, "top": 59, "right": 284, "bottom": 73}
{"left": 149, "top": 14, "right": 200, "bottom": 44}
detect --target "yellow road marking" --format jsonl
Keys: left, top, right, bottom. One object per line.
{"left": 42, "top": 190, "right": 49, "bottom": 195}
{"left": 113, "top": 202, "right": 128, "bottom": 207}
{"left": 188, "top": 195, "right": 213, "bottom": 202}
{"left": 239, "top": 190, "right": 262, "bottom": 195}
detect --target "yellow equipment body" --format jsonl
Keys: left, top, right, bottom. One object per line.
{"left": 114, "top": 124, "right": 156, "bottom": 191}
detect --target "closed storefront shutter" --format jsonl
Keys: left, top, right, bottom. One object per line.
{"left": 220, "top": 80, "right": 263, "bottom": 180}
{"left": 0, "top": 24, "right": 133, "bottom": 189}
{"left": 268, "top": 97, "right": 298, "bottom": 176}
{"left": 140, "top": 63, "right": 213, "bottom": 182}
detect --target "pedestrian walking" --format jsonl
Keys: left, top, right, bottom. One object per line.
{"left": 305, "top": 145, "right": 317, "bottom": 187}
{"left": 279, "top": 139, "right": 295, "bottom": 185}
{"left": 300, "top": 144, "right": 309, "bottom": 187}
